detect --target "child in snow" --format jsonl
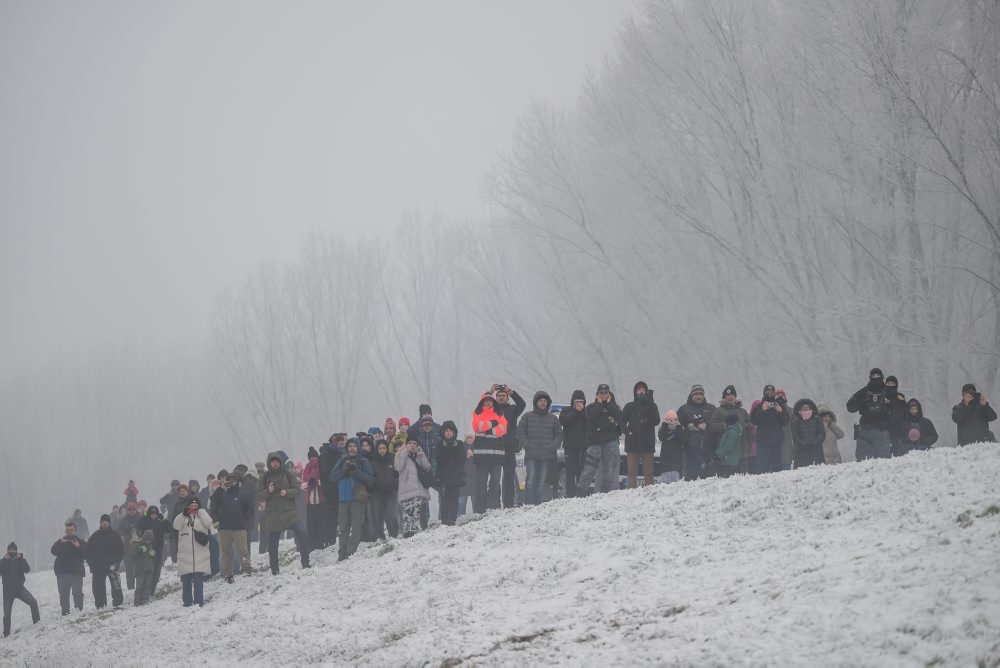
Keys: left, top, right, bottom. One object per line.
{"left": 395, "top": 436, "right": 432, "bottom": 538}
{"left": 817, "top": 404, "right": 844, "bottom": 464}
{"left": 715, "top": 414, "right": 743, "bottom": 478}
{"left": 896, "top": 398, "right": 939, "bottom": 455}
{"left": 791, "top": 399, "right": 826, "bottom": 467}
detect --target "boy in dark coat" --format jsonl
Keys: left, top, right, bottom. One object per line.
{"left": 86, "top": 514, "right": 124, "bottom": 609}
{"left": 559, "top": 390, "right": 588, "bottom": 497}
{"left": 1, "top": 543, "right": 39, "bottom": 637}
{"left": 897, "top": 399, "right": 939, "bottom": 454}
{"left": 791, "top": 398, "right": 826, "bottom": 467}
{"left": 436, "top": 421, "right": 467, "bottom": 525}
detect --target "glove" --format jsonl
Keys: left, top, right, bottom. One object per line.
{"left": 109, "top": 564, "right": 117, "bottom": 572}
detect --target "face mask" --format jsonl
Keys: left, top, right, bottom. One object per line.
{"left": 799, "top": 409, "right": 814, "bottom": 420}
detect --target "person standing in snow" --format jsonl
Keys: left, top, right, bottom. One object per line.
{"left": 709, "top": 386, "right": 751, "bottom": 475}
{"left": 370, "top": 440, "right": 400, "bottom": 538}
{"left": 897, "top": 398, "right": 939, "bottom": 454}
{"left": 577, "top": 384, "right": 624, "bottom": 494}
{"left": 751, "top": 385, "right": 789, "bottom": 474}
{"left": 1, "top": 543, "right": 40, "bottom": 637}
{"left": 173, "top": 498, "right": 212, "bottom": 607}
{"left": 318, "top": 436, "right": 342, "bottom": 549}
{"left": 492, "top": 384, "right": 527, "bottom": 509}
{"left": 457, "top": 432, "right": 476, "bottom": 515}
{"left": 130, "top": 530, "right": 156, "bottom": 606}
{"left": 472, "top": 393, "right": 508, "bottom": 513}
{"left": 679, "top": 385, "right": 717, "bottom": 480}
{"left": 124, "top": 480, "right": 139, "bottom": 506}
{"left": 118, "top": 502, "right": 141, "bottom": 590}
{"left": 622, "top": 382, "right": 661, "bottom": 488}
{"left": 952, "top": 383, "right": 997, "bottom": 446}
{"left": 411, "top": 417, "right": 443, "bottom": 529}
{"left": 817, "top": 404, "right": 844, "bottom": 464}
{"left": 883, "top": 375, "right": 909, "bottom": 456}
{"left": 330, "top": 438, "right": 375, "bottom": 561}
{"left": 51, "top": 521, "right": 87, "bottom": 615}
{"left": 395, "top": 436, "right": 433, "bottom": 538}
{"left": 302, "top": 448, "right": 327, "bottom": 550}
{"left": 846, "top": 368, "right": 894, "bottom": 460}
{"left": 391, "top": 419, "right": 410, "bottom": 454}
{"left": 436, "top": 421, "right": 468, "bottom": 524}
{"left": 86, "top": 514, "right": 125, "bottom": 609}
{"left": 559, "top": 390, "right": 588, "bottom": 497}
{"left": 791, "top": 399, "right": 826, "bottom": 467}
{"left": 137, "top": 506, "right": 170, "bottom": 594}
{"left": 517, "top": 392, "right": 564, "bottom": 504}
{"left": 211, "top": 473, "right": 254, "bottom": 583}
{"left": 257, "top": 453, "right": 310, "bottom": 574}
{"left": 657, "top": 410, "right": 685, "bottom": 483}
{"left": 715, "top": 414, "right": 743, "bottom": 478}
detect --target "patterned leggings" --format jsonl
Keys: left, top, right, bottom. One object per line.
{"left": 399, "top": 497, "right": 424, "bottom": 536}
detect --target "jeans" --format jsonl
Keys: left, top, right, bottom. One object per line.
{"left": 134, "top": 572, "right": 152, "bottom": 606}
{"left": 92, "top": 570, "right": 123, "bottom": 609}
{"left": 474, "top": 462, "right": 502, "bottom": 513}
{"left": 502, "top": 450, "right": 517, "bottom": 508}
{"left": 219, "top": 529, "right": 251, "bottom": 577}
{"left": 577, "top": 440, "right": 619, "bottom": 494}
{"left": 523, "top": 459, "right": 552, "bottom": 505}
{"left": 180, "top": 572, "right": 204, "bottom": 606}
{"left": 457, "top": 495, "right": 469, "bottom": 516}
{"left": 208, "top": 533, "right": 220, "bottom": 576}
{"left": 56, "top": 574, "right": 83, "bottom": 614}
{"left": 369, "top": 492, "right": 399, "bottom": 539}
{"left": 856, "top": 426, "right": 891, "bottom": 460}
{"left": 755, "top": 439, "right": 783, "bottom": 474}
{"left": 3, "top": 587, "right": 40, "bottom": 636}
{"left": 337, "top": 501, "right": 365, "bottom": 561}
{"left": 267, "top": 520, "right": 309, "bottom": 574}
{"left": 564, "top": 447, "right": 585, "bottom": 498}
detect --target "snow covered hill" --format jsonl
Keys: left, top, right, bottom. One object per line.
{"left": 3, "top": 445, "right": 1000, "bottom": 667}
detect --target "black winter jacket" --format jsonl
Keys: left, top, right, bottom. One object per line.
{"left": 622, "top": 383, "right": 661, "bottom": 454}
{"left": 137, "top": 513, "right": 170, "bottom": 553}
{"left": 952, "top": 398, "right": 998, "bottom": 446}
{"left": 319, "top": 443, "right": 342, "bottom": 507}
{"left": 0, "top": 555, "right": 30, "bottom": 592}
{"left": 86, "top": 527, "right": 124, "bottom": 575}
{"left": 211, "top": 485, "right": 254, "bottom": 531}
{"left": 497, "top": 391, "right": 527, "bottom": 454}
{"left": 436, "top": 439, "right": 468, "bottom": 487}
{"left": 372, "top": 452, "right": 399, "bottom": 494}
{"left": 657, "top": 422, "right": 686, "bottom": 473}
{"left": 750, "top": 399, "right": 789, "bottom": 446}
{"left": 791, "top": 399, "right": 825, "bottom": 466}
{"left": 897, "top": 401, "right": 939, "bottom": 452}
{"left": 51, "top": 536, "right": 87, "bottom": 577}
{"left": 846, "top": 380, "right": 893, "bottom": 430}
{"left": 586, "top": 398, "right": 624, "bottom": 446}
{"left": 559, "top": 390, "right": 588, "bottom": 450}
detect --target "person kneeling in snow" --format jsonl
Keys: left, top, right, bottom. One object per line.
{"left": 395, "top": 436, "right": 432, "bottom": 538}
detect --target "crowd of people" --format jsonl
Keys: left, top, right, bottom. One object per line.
{"left": 2, "top": 372, "right": 996, "bottom": 636}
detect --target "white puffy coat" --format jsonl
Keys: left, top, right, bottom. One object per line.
{"left": 173, "top": 509, "right": 213, "bottom": 576}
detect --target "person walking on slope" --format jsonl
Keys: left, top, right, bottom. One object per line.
{"left": 395, "top": 436, "right": 433, "bottom": 538}
{"left": 137, "top": 506, "right": 170, "bottom": 594}
{"left": 622, "top": 382, "right": 661, "bottom": 488}
{"left": 86, "top": 514, "right": 125, "bottom": 609}
{"left": 471, "top": 393, "right": 508, "bottom": 513}
{"left": 1, "top": 543, "right": 40, "bottom": 637}
{"left": 952, "top": 383, "right": 997, "bottom": 446}
{"left": 330, "top": 438, "right": 375, "bottom": 561}
{"left": 791, "top": 399, "right": 826, "bottom": 467}
{"left": 679, "top": 385, "right": 717, "bottom": 480}
{"left": 559, "top": 390, "right": 588, "bottom": 497}
{"left": 257, "top": 453, "right": 310, "bottom": 575}
{"left": 66, "top": 509, "right": 90, "bottom": 542}
{"left": 517, "top": 391, "right": 564, "bottom": 504}
{"left": 51, "top": 522, "right": 87, "bottom": 615}
{"left": 577, "top": 384, "right": 624, "bottom": 494}
{"left": 173, "top": 498, "right": 212, "bottom": 607}
{"left": 817, "top": 404, "right": 845, "bottom": 464}
{"left": 846, "top": 368, "right": 894, "bottom": 460}
{"left": 897, "top": 399, "right": 939, "bottom": 454}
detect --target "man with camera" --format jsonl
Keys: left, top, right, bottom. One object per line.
{"left": 952, "top": 383, "right": 997, "bottom": 446}
{"left": 256, "top": 453, "right": 310, "bottom": 575}
{"left": 136, "top": 506, "right": 170, "bottom": 595}
{"left": 51, "top": 522, "right": 87, "bottom": 615}
{"left": 492, "top": 384, "right": 526, "bottom": 508}
{"left": 577, "top": 384, "right": 624, "bottom": 494}
{"left": 211, "top": 473, "right": 254, "bottom": 583}
{"left": 846, "top": 368, "right": 894, "bottom": 460}
{"left": 86, "top": 514, "right": 125, "bottom": 609}
{"left": 751, "top": 385, "right": 788, "bottom": 474}
{"left": 1, "top": 542, "right": 40, "bottom": 637}
{"left": 330, "top": 438, "right": 375, "bottom": 561}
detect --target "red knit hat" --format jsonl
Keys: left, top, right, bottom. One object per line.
{"left": 398, "top": 417, "right": 411, "bottom": 429}
{"left": 384, "top": 417, "right": 397, "bottom": 432}
{"left": 127, "top": 502, "right": 137, "bottom": 511}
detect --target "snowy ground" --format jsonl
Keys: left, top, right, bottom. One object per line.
{"left": 3, "top": 444, "right": 999, "bottom": 667}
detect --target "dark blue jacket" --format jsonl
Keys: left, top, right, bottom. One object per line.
{"left": 330, "top": 456, "right": 375, "bottom": 503}
{"left": 211, "top": 485, "right": 255, "bottom": 531}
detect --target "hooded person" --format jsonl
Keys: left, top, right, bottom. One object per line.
{"left": 329, "top": 439, "right": 374, "bottom": 561}
{"left": 491, "top": 384, "right": 526, "bottom": 509}
{"left": 471, "top": 393, "right": 508, "bottom": 513}
{"left": 657, "top": 410, "right": 685, "bottom": 483}
{"left": 516, "top": 391, "right": 563, "bottom": 505}
{"left": 172, "top": 497, "right": 212, "bottom": 607}
{"left": 776, "top": 388, "right": 796, "bottom": 469}
{"left": 791, "top": 398, "right": 826, "bottom": 467}
{"left": 750, "top": 384, "right": 789, "bottom": 474}
{"left": 678, "top": 384, "right": 718, "bottom": 480}
{"left": 622, "top": 381, "right": 661, "bottom": 488}
{"left": 137, "top": 505, "right": 170, "bottom": 594}
{"left": 952, "top": 383, "right": 998, "bottom": 446}
{"left": 817, "top": 404, "right": 845, "bottom": 464}
{"left": 86, "top": 513, "right": 125, "bottom": 609}
{"left": 395, "top": 434, "right": 433, "bottom": 538}
{"left": 302, "top": 447, "right": 326, "bottom": 551}
{"left": 715, "top": 413, "right": 744, "bottom": 478}
{"left": 436, "top": 421, "right": 468, "bottom": 525}
{"left": 897, "top": 398, "right": 939, "bottom": 454}
{"left": 846, "top": 368, "right": 894, "bottom": 460}
{"left": 257, "top": 452, "right": 310, "bottom": 574}
{"left": 2, "top": 541, "right": 40, "bottom": 636}
{"left": 370, "top": 439, "right": 400, "bottom": 539}
{"left": 883, "top": 375, "right": 909, "bottom": 455}
{"left": 559, "top": 389, "right": 588, "bottom": 497}
{"left": 130, "top": 529, "right": 156, "bottom": 606}
{"left": 577, "top": 384, "right": 625, "bottom": 494}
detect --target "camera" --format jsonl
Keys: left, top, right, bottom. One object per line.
{"left": 346, "top": 461, "right": 358, "bottom": 474}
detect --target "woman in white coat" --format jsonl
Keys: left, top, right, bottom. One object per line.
{"left": 172, "top": 497, "right": 213, "bottom": 607}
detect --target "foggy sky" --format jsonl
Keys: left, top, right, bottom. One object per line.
{"left": 0, "top": 0, "right": 635, "bottom": 377}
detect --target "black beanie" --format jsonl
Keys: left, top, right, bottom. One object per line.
{"left": 723, "top": 385, "right": 737, "bottom": 398}
{"left": 886, "top": 375, "right": 898, "bottom": 386}
{"left": 419, "top": 403, "right": 432, "bottom": 416}
{"left": 6, "top": 542, "right": 16, "bottom": 552}
{"left": 307, "top": 446, "right": 320, "bottom": 460}
{"left": 100, "top": 514, "right": 111, "bottom": 524}
{"left": 441, "top": 420, "right": 458, "bottom": 437}
{"left": 962, "top": 383, "right": 977, "bottom": 395}
{"left": 869, "top": 368, "right": 883, "bottom": 379}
